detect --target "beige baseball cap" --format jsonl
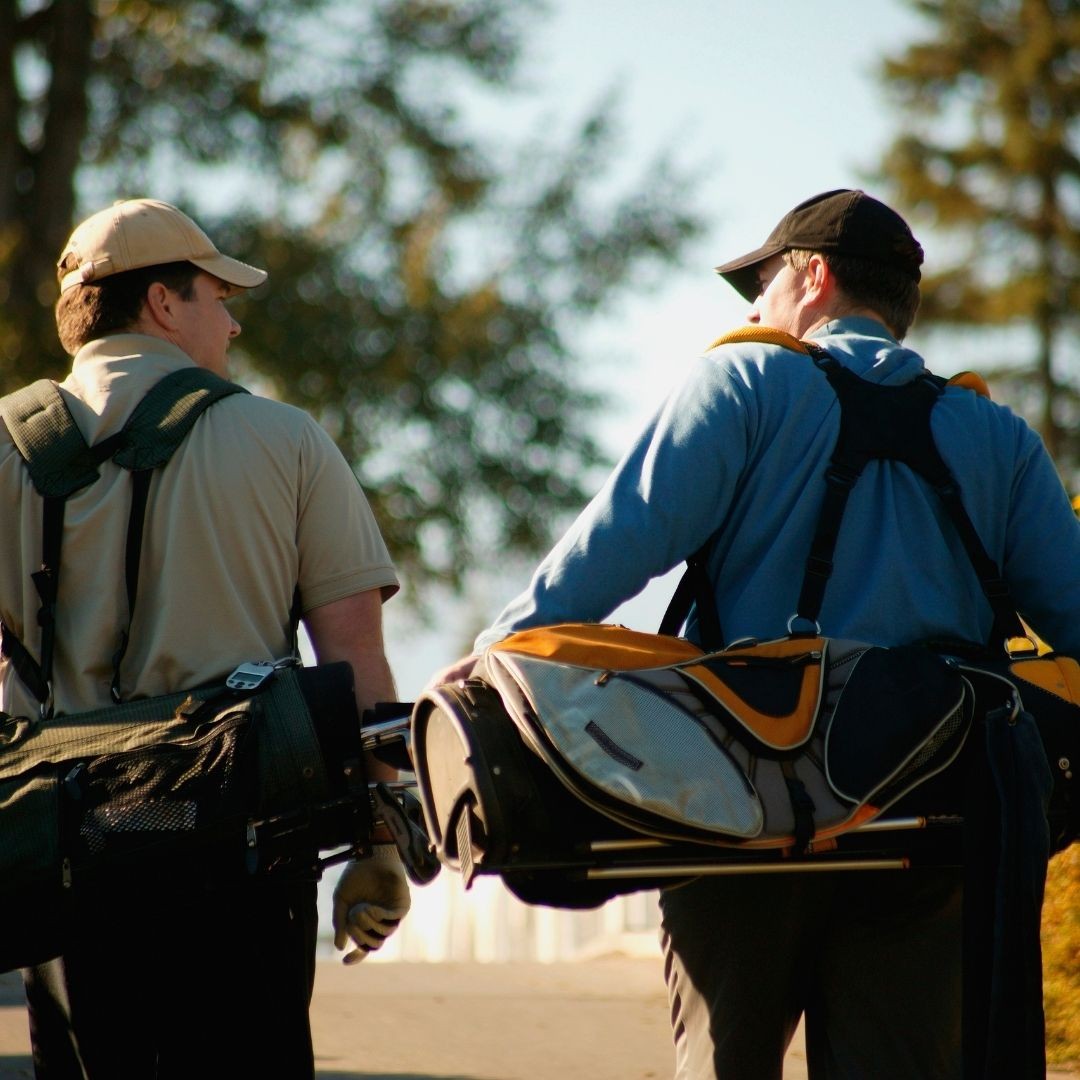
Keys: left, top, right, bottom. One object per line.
{"left": 58, "top": 198, "right": 267, "bottom": 293}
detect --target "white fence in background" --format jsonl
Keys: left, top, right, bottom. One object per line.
{"left": 309, "top": 582, "right": 678, "bottom": 964}
{"left": 317, "top": 871, "right": 662, "bottom": 963}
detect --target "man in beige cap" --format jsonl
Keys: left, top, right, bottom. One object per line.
{"left": 1, "top": 199, "right": 410, "bottom": 1078}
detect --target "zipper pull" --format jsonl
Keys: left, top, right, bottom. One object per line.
{"left": 63, "top": 763, "right": 87, "bottom": 800}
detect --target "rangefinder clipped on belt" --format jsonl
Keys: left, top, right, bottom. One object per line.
{"left": 226, "top": 661, "right": 277, "bottom": 692}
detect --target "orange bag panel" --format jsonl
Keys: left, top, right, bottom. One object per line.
{"left": 681, "top": 637, "right": 826, "bottom": 751}
{"left": 1009, "top": 655, "right": 1080, "bottom": 706}
{"left": 492, "top": 629, "right": 827, "bottom": 751}
{"left": 489, "top": 623, "right": 703, "bottom": 670}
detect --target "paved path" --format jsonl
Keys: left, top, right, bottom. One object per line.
{"left": 0, "top": 960, "right": 1075, "bottom": 1078}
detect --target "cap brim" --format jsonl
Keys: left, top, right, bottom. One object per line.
{"left": 714, "top": 241, "right": 786, "bottom": 303}
{"left": 190, "top": 253, "right": 268, "bottom": 290}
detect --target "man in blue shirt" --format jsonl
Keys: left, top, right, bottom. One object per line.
{"left": 441, "top": 190, "right": 1080, "bottom": 1078}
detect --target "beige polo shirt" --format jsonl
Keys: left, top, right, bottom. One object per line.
{"left": 0, "top": 334, "right": 398, "bottom": 718}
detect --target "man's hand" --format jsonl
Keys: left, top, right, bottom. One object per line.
{"left": 332, "top": 845, "right": 411, "bottom": 964}
{"left": 424, "top": 654, "right": 479, "bottom": 690}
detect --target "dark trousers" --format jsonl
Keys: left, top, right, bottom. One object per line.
{"left": 22, "top": 870, "right": 318, "bottom": 1080}
{"left": 658, "top": 868, "right": 964, "bottom": 1080}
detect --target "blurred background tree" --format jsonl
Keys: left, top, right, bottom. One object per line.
{"left": 0, "top": 0, "right": 702, "bottom": 591}
{"left": 877, "top": 0, "right": 1080, "bottom": 487}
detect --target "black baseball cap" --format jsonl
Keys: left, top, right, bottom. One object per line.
{"left": 714, "top": 189, "right": 924, "bottom": 302}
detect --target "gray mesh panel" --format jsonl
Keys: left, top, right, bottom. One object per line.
{"left": 81, "top": 800, "right": 199, "bottom": 855}
{"left": 72, "top": 717, "right": 247, "bottom": 861}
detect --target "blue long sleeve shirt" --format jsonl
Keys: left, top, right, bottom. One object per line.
{"left": 476, "top": 317, "right": 1080, "bottom": 656}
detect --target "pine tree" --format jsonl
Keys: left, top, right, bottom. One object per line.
{"left": 878, "top": 0, "right": 1080, "bottom": 484}
{"left": 0, "top": 0, "right": 702, "bottom": 589}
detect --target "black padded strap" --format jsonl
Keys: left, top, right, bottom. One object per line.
{"left": 110, "top": 469, "right": 153, "bottom": 702}
{"left": 0, "top": 380, "right": 102, "bottom": 498}
{"left": 114, "top": 367, "right": 248, "bottom": 471}
{"left": 107, "top": 373, "right": 249, "bottom": 701}
{"left": 795, "top": 458, "right": 865, "bottom": 630}
{"left": 659, "top": 568, "right": 697, "bottom": 637}
{"left": 797, "top": 344, "right": 948, "bottom": 625}
{"left": 800, "top": 343, "right": 1026, "bottom": 646}
{"left": 659, "top": 541, "right": 724, "bottom": 649}
{"left": 931, "top": 482, "right": 1026, "bottom": 645}
{"left": 32, "top": 496, "right": 66, "bottom": 712}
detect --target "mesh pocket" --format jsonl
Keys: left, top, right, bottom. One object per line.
{"left": 70, "top": 714, "right": 254, "bottom": 863}
{"left": 869, "top": 697, "right": 970, "bottom": 811}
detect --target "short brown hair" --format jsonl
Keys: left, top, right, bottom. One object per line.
{"left": 54, "top": 259, "right": 200, "bottom": 355}
{"left": 784, "top": 249, "right": 921, "bottom": 340}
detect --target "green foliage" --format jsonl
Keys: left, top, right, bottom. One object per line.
{"left": 877, "top": 0, "right": 1080, "bottom": 484}
{"left": 0, "top": 0, "right": 703, "bottom": 591}
{"left": 1043, "top": 845, "right": 1080, "bottom": 1065}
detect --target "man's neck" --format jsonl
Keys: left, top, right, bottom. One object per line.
{"left": 802, "top": 307, "right": 894, "bottom": 339}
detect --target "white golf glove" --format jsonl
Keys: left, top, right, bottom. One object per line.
{"left": 332, "top": 845, "right": 411, "bottom": 964}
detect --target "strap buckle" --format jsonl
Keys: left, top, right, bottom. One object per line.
{"left": 39, "top": 681, "right": 53, "bottom": 722}
{"left": 787, "top": 613, "right": 821, "bottom": 637}
{"left": 1004, "top": 635, "right": 1039, "bottom": 659}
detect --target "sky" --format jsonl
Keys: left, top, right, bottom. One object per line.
{"left": 380, "top": 0, "right": 933, "bottom": 697}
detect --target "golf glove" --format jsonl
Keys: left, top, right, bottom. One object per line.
{"left": 332, "top": 845, "right": 411, "bottom": 964}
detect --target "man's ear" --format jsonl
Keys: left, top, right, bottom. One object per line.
{"left": 142, "top": 281, "right": 179, "bottom": 331}
{"left": 803, "top": 254, "right": 833, "bottom": 304}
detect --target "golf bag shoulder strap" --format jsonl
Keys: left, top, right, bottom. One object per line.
{"left": 705, "top": 325, "right": 992, "bottom": 400}
{"left": 705, "top": 325, "right": 813, "bottom": 354}
{"left": 0, "top": 368, "right": 247, "bottom": 496}
{"left": 796, "top": 341, "right": 1024, "bottom": 646}
{"left": 1, "top": 379, "right": 109, "bottom": 498}
{"left": 661, "top": 327, "right": 1017, "bottom": 648}
{"left": 113, "top": 367, "right": 248, "bottom": 471}
{"left": 0, "top": 368, "right": 249, "bottom": 715}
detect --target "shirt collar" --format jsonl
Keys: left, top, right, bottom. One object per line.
{"left": 811, "top": 316, "right": 899, "bottom": 344}
{"left": 59, "top": 334, "right": 198, "bottom": 443}
{"left": 808, "top": 317, "right": 924, "bottom": 384}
